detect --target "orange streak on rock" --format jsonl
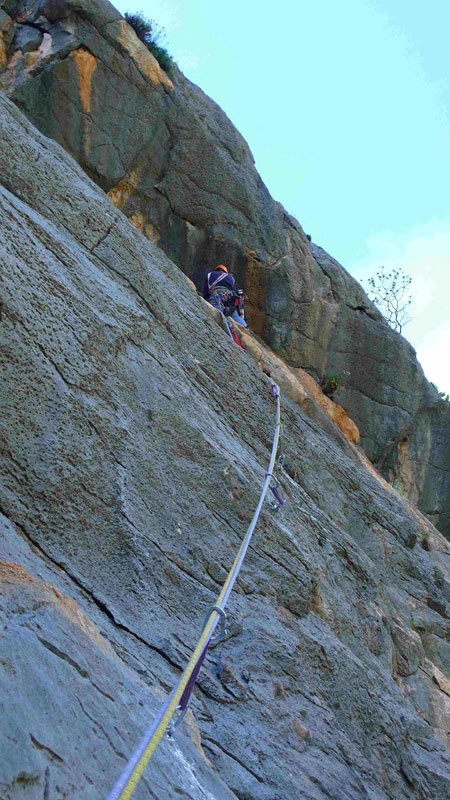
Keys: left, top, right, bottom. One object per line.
{"left": 128, "top": 213, "right": 160, "bottom": 244}
{"left": 129, "top": 212, "right": 145, "bottom": 232}
{"left": 296, "top": 367, "right": 360, "bottom": 444}
{"left": 0, "top": 560, "right": 116, "bottom": 656}
{"left": 107, "top": 168, "right": 141, "bottom": 211}
{"left": 0, "top": 37, "right": 7, "bottom": 70}
{"left": 0, "top": 560, "right": 34, "bottom": 585}
{"left": 71, "top": 48, "right": 97, "bottom": 114}
{"left": 113, "top": 20, "right": 173, "bottom": 90}
{"left": 235, "top": 322, "right": 360, "bottom": 446}
{"left": 0, "top": 14, "right": 12, "bottom": 70}
{"left": 244, "top": 247, "right": 267, "bottom": 335}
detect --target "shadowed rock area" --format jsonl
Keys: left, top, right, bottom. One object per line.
{"left": 1, "top": 92, "right": 450, "bottom": 799}
{"left": 0, "top": 0, "right": 449, "bottom": 537}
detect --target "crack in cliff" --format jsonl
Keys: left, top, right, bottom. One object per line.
{"left": 310, "top": 260, "right": 340, "bottom": 306}
{"left": 90, "top": 220, "right": 116, "bottom": 252}
{"left": 252, "top": 541, "right": 309, "bottom": 584}
{"left": 403, "top": 587, "right": 426, "bottom": 604}
{"left": 84, "top": 418, "right": 127, "bottom": 472}
{"left": 420, "top": 461, "right": 450, "bottom": 474}
{"left": 86, "top": 252, "right": 170, "bottom": 337}
{"left": 139, "top": 492, "right": 257, "bottom": 599}
{"left": 162, "top": 165, "right": 254, "bottom": 226}
{"left": 29, "top": 734, "right": 64, "bottom": 764}
{"left": 149, "top": 537, "right": 222, "bottom": 594}
{"left": 74, "top": 695, "right": 127, "bottom": 761}
{"left": 345, "top": 386, "right": 411, "bottom": 411}
{"left": 141, "top": 107, "right": 201, "bottom": 229}
{"left": 36, "top": 636, "right": 89, "bottom": 679}
{"left": 154, "top": 111, "right": 180, "bottom": 183}
{"left": 202, "top": 735, "right": 264, "bottom": 783}
{"left": 138, "top": 497, "right": 236, "bottom": 592}
{"left": 309, "top": 247, "right": 381, "bottom": 323}
{"left": 79, "top": 479, "right": 116, "bottom": 511}
{"left": 153, "top": 182, "right": 199, "bottom": 230}
{"left": 140, "top": 481, "right": 303, "bottom": 608}
{"left": 328, "top": 345, "right": 414, "bottom": 376}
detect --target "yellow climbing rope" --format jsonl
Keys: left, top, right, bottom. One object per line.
{"left": 107, "top": 379, "right": 282, "bottom": 800}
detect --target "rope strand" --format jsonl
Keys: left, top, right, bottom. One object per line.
{"left": 107, "top": 379, "right": 282, "bottom": 800}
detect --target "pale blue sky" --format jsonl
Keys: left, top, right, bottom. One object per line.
{"left": 114, "top": 0, "right": 450, "bottom": 393}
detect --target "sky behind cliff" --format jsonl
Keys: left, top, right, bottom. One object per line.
{"left": 115, "top": 0, "right": 450, "bottom": 394}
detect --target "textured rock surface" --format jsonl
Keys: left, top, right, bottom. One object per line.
{"left": 309, "top": 244, "right": 450, "bottom": 537}
{"left": 0, "top": 557, "right": 235, "bottom": 800}
{"left": 2, "top": 93, "right": 450, "bottom": 800}
{"left": 1, "top": 0, "right": 450, "bottom": 537}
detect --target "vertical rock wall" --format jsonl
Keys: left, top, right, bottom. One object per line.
{"left": 1, "top": 88, "right": 450, "bottom": 800}
{"left": 1, "top": 0, "right": 449, "bottom": 539}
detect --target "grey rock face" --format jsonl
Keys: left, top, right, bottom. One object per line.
{"left": 1, "top": 92, "right": 450, "bottom": 800}
{"left": 0, "top": 553, "right": 237, "bottom": 800}
{"left": 1, "top": 0, "right": 449, "bottom": 536}
{"left": 309, "top": 244, "right": 450, "bottom": 536}
{"left": 13, "top": 23, "right": 43, "bottom": 53}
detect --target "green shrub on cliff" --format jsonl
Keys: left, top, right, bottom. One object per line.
{"left": 323, "top": 375, "right": 341, "bottom": 395}
{"left": 124, "top": 11, "right": 175, "bottom": 75}
{"left": 431, "top": 382, "right": 450, "bottom": 404}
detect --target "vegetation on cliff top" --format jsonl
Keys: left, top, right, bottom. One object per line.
{"left": 125, "top": 11, "right": 175, "bottom": 75}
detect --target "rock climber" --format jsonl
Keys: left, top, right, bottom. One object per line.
{"left": 202, "top": 265, "right": 248, "bottom": 327}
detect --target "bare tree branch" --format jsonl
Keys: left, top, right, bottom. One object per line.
{"left": 364, "top": 266, "right": 412, "bottom": 333}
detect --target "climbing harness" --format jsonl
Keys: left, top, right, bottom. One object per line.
{"left": 107, "top": 379, "right": 285, "bottom": 800}
{"left": 206, "top": 270, "right": 232, "bottom": 295}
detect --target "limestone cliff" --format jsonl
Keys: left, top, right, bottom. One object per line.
{"left": 1, "top": 0, "right": 449, "bottom": 537}
{"left": 1, "top": 91, "right": 450, "bottom": 800}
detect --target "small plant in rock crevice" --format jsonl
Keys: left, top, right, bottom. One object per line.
{"left": 124, "top": 11, "right": 175, "bottom": 75}
{"left": 421, "top": 532, "right": 430, "bottom": 551}
{"left": 322, "top": 370, "right": 350, "bottom": 397}
{"left": 323, "top": 375, "right": 341, "bottom": 395}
